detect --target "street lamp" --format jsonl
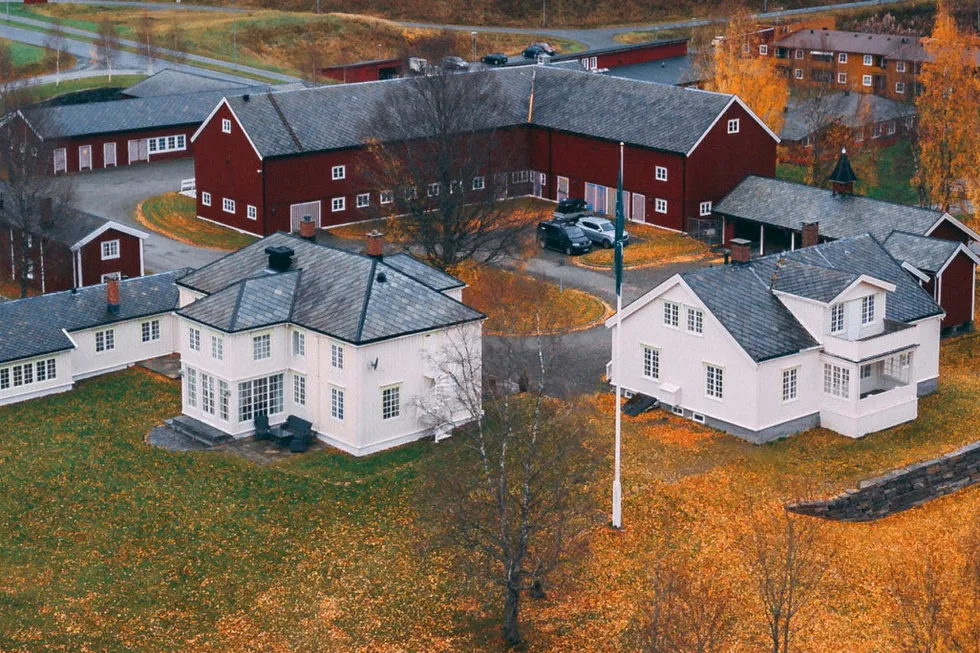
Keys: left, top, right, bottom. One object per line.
{"left": 471, "top": 31, "right": 478, "bottom": 62}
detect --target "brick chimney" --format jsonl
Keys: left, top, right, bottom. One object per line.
{"left": 106, "top": 277, "right": 120, "bottom": 313}
{"left": 730, "top": 238, "right": 751, "bottom": 264}
{"left": 366, "top": 230, "right": 384, "bottom": 258}
{"left": 298, "top": 215, "right": 316, "bottom": 241}
{"left": 802, "top": 221, "right": 820, "bottom": 248}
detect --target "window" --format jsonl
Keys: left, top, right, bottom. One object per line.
{"left": 472, "top": 176, "right": 485, "bottom": 190}
{"left": 838, "top": 52, "right": 847, "bottom": 64}
{"left": 887, "top": 121, "right": 896, "bottom": 135}
{"left": 247, "top": 205, "right": 257, "bottom": 220}
{"left": 382, "top": 384, "right": 401, "bottom": 420}
{"left": 895, "top": 82, "right": 905, "bottom": 94}
{"left": 101, "top": 239, "right": 120, "bottom": 260}
{"left": 873, "top": 123, "right": 884, "bottom": 138}
{"left": 823, "top": 363, "right": 850, "bottom": 398}
{"left": 356, "top": 193, "right": 370, "bottom": 208}
{"left": 141, "top": 319, "right": 160, "bottom": 343}
{"left": 655, "top": 198, "right": 668, "bottom": 214}
{"left": 705, "top": 364, "right": 724, "bottom": 399}
{"left": 861, "top": 295, "right": 876, "bottom": 324}
{"left": 795, "top": 49, "right": 804, "bottom": 59}
{"left": 221, "top": 119, "right": 231, "bottom": 133}
{"left": 663, "top": 301, "right": 679, "bottom": 327}
{"left": 188, "top": 327, "right": 201, "bottom": 352}
{"left": 687, "top": 308, "right": 703, "bottom": 334}
{"left": 202, "top": 192, "right": 211, "bottom": 207}
{"left": 253, "top": 334, "right": 271, "bottom": 360}
{"left": 201, "top": 373, "right": 215, "bottom": 415}
{"left": 642, "top": 346, "right": 660, "bottom": 380}
{"left": 293, "top": 373, "right": 306, "bottom": 406}
{"left": 830, "top": 303, "right": 845, "bottom": 333}
{"left": 331, "top": 165, "right": 345, "bottom": 180}
{"left": 237, "top": 374, "right": 284, "bottom": 422}
{"left": 863, "top": 54, "right": 873, "bottom": 66}
{"left": 860, "top": 364, "right": 872, "bottom": 379}
{"left": 292, "top": 331, "right": 306, "bottom": 357}
{"left": 380, "top": 190, "right": 393, "bottom": 205}
{"left": 854, "top": 128, "right": 865, "bottom": 143}
{"left": 794, "top": 68, "right": 803, "bottom": 79}
{"left": 759, "top": 44, "right": 768, "bottom": 55}
{"left": 222, "top": 198, "right": 235, "bottom": 214}
{"left": 211, "top": 334, "right": 223, "bottom": 360}
{"left": 1, "top": 358, "right": 56, "bottom": 389}
{"left": 331, "top": 386, "right": 345, "bottom": 420}
{"left": 427, "top": 183, "right": 440, "bottom": 197}
{"left": 838, "top": 72, "right": 847, "bottom": 84}
{"left": 511, "top": 170, "right": 531, "bottom": 183}
{"left": 186, "top": 367, "right": 197, "bottom": 407}
{"left": 727, "top": 118, "right": 740, "bottom": 134}
{"left": 655, "top": 166, "right": 667, "bottom": 182}
{"left": 1, "top": 367, "right": 8, "bottom": 390}
{"left": 331, "top": 343, "right": 344, "bottom": 369}
{"left": 699, "top": 201, "right": 712, "bottom": 217}
{"left": 782, "top": 367, "right": 798, "bottom": 402}
{"left": 896, "top": 60, "right": 907, "bottom": 73}
{"left": 404, "top": 187, "right": 418, "bottom": 200}
{"left": 331, "top": 197, "right": 345, "bottom": 212}
{"left": 671, "top": 405, "right": 684, "bottom": 416}
{"left": 862, "top": 74, "right": 872, "bottom": 87}
{"left": 147, "top": 135, "right": 186, "bottom": 153}
{"left": 95, "top": 329, "right": 115, "bottom": 353}
{"left": 218, "top": 380, "right": 229, "bottom": 421}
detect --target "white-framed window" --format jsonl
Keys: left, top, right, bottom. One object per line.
{"left": 382, "top": 384, "right": 401, "bottom": 420}
{"left": 222, "top": 198, "right": 235, "bottom": 214}
{"left": 331, "top": 343, "right": 344, "bottom": 369}
{"left": 380, "top": 190, "right": 393, "bottom": 205}
{"left": 862, "top": 74, "right": 873, "bottom": 87}
{"left": 830, "top": 303, "right": 845, "bottom": 333}
{"left": 356, "top": 193, "right": 370, "bottom": 208}
{"left": 331, "top": 165, "right": 345, "bottom": 180}
{"left": 838, "top": 52, "right": 847, "bottom": 64}
{"left": 238, "top": 374, "right": 284, "bottom": 422}
{"left": 404, "top": 187, "right": 418, "bottom": 201}
{"left": 861, "top": 295, "right": 876, "bottom": 324}
{"left": 692, "top": 413, "right": 706, "bottom": 424}
{"left": 655, "top": 198, "right": 668, "bottom": 214}
{"left": 247, "top": 205, "right": 257, "bottom": 220}
{"left": 100, "top": 239, "right": 120, "bottom": 260}
{"left": 292, "top": 331, "right": 306, "bottom": 357}
{"left": 221, "top": 118, "right": 232, "bottom": 133}
{"left": 202, "top": 192, "right": 211, "bottom": 207}
{"left": 472, "top": 176, "right": 485, "bottom": 190}
{"left": 837, "top": 72, "right": 847, "bottom": 84}
{"left": 699, "top": 201, "right": 712, "bottom": 217}
{"left": 147, "top": 135, "right": 186, "bottom": 154}
{"left": 795, "top": 49, "right": 804, "bottom": 59}
{"left": 332, "top": 197, "right": 345, "bottom": 212}
{"left": 3, "top": 358, "right": 57, "bottom": 389}
{"left": 794, "top": 68, "right": 803, "bottom": 79}
{"left": 887, "top": 121, "right": 896, "bottom": 135}
{"left": 727, "top": 118, "right": 740, "bottom": 133}
{"left": 873, "top": 122, "right": 884, "bottom": 138}
{"left": 895, "top": 82, "right": 905, "bottom": 94}
{"left": 860, "top": 364, "right": 872, "bottom": 379}
{"left": 511, "top": 170, "right": 531, "bottom": 183}
{"left": 642, "top": 345, "right": 660, "bottom": 380}
{"left": 823, "top": 363, "right": 850, "bottom": 398}
{"left": 218, "top": 379, "right": 229, "bottom": 421}
{"left": 863, "top": 54, "right": 873, "bottom": 66}
{"left": 95, "top": 329, "right": 115, "bottom": 353}
{"left": 253, "top": 334, "right": 271, "bottom": 361}
{"left": 427, "top": 182, "right": 440, "bottom": 197}
{"left": 855, "top": 127, "right": 865, "bottom": 143}
{"left": 655, "top": 166, "right": 667, "bottom": 182}
{"left": 201, "top": 372, "right": 215, "bottom": 415}
{"left": 331, "top": 386, "right": 345, "bottom": 420}
{"left": 141, "top": 319, "right": 160, "bottom": 343}
{"left": 293, "top": 373, "right": 306, "bottom": 406}
{"left": 705, "top": 364, "right": 724, "bottom": 400}
{"left": 687, "top": 308, "right": 703, "bottom": 334}
{"left": 782, "top": 367, "right": 798, "bottom": 402}
{"left": 211, "top": 334, "right": 223, "bottom": 360}
{"left": 759, "top": 44, "right": 768, "bottom": 55}
{"left": 186, "top": 367, "right": 197, "bottom": 407}
{"left": 35, "top": 358, "right": 56, "bottom": 382}
{"left": 188, "top": 327, "right": 201, "bottom": 352}
{"left": 896, "top": 60, "right": 907, "bottom": 72}
{"left": 663, "top": 301, "right": 679, "bottom": 328}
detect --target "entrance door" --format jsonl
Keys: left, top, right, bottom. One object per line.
{"left": 533, "top": 172, "right": 546, "bottom": 198}
{"left": 557, "top": 176, "right": 569, "bottom": 202}
{"left": 78, "top": 145, "right": 92, "bottom": 171}
{"left": 53, "top": 148, "right": 66, "bottom": 174}
{"left": 632, "top": 193, "right": 646, "bottom": 223}
{"left": 128, "top": 140, "right": 138, "bottom": 164}
{"left": 138, "top": 138, "right": 148, "bottom": 161}
{"left": 103, "top": 142, "right": 116, "bottom": 168}
{"left": 290, "top": 201, "right": 321, "bottom": 232}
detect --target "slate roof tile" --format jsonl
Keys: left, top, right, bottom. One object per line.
{"left": 883, "top": 231, "right": 961, "bottom": 273}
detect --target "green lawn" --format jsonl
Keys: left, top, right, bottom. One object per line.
{"left": 4, "top": 38, "right": 45, "bottom": 67}
{"left": 137, "top": 193, "right": 258, "bottom": 251}
{"left": 28, "top": 74, "right": 147, "bottom": 103}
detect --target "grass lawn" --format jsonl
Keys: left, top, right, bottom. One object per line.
{"left": 28, "top": 74, "right": 146, "bottom": 103}
{"left": 0, "top": 37, "right": 75, "bottom": 79}
{"left": 577, "top": 222, "right": 718, "bottom": 269}
{"left": 137, "top": 193, "right": 257, "bottom": 251}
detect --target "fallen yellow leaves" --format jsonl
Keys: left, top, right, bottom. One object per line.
{"left": 136, "top": 193, "right": 258, "bottom": 251}
{"left": 577, "top": 222, "right": 719, "bottom": 270}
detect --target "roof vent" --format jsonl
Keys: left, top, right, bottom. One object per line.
{"left": 243, "top": 93, "right": 250, "bottom": 102}
{"left": 265, "top": 245, "right": 294, "bottom": 272}
{"left": 376, "top": 271, "right": 387, "bottom": 283}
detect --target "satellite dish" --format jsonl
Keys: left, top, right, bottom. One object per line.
{"left": 371, "top": 358, "right": 379, "bottom": 370}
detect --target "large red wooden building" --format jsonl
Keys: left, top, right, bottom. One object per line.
{"left": 190, "top": 64, "right": 778, "bottom": 236}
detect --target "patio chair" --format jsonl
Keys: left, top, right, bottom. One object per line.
{"left": 288, "top": 421, "right": 313, "bottom": 453}
{"left": 254, "top": 414, "right": 272, "bottom": 440}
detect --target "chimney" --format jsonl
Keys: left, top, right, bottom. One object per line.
{"left": 802, "top": 221, "right": 820, "bottom": 248}
{"left": 265, "top": 245, "right": 294, "bottom": 272}
{"left": 299, "top": 215, "right": 316, "bottom": 241}
{"left": 730, "top": 238, "right": 751, "bottom": 264}
{"left": 366, "top": 230, "right": 384, "bottom": 258}
{"left": 106, "top": 277, "right": 120, "bottom": 313}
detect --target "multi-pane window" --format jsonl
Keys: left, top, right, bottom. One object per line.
{"left": 221, "top": 119, "right": 231, "bottom": 133}
{"left": 860, "top": 364, "right": 872, "bottom": 379}
{"left": 1, "top": 358, "right": 55, "bottom": 390}
{"left": 147, "top": 135, "right": 186, "bottom": 153}
{"left": 663, "top": 301, "right": 679, "bottom": 327}
{"left": 238, "top": 374, "right": 284, "bottom": 422}
{"left": 837, "top": 72, "right": 847, "bottom": 84}
{"left": 201, "top": 373, "right": 216, "bottom": 415}
{"left": 218, "top": 380, "right": 229, "bottom": 420}
{"left": 331, "top": 386, "right": 345, "bottom": 420}
{"left": 189, "top": 327, "right": 201, "bottom": 352}
{"left": 380, "top": 190, "right": 393, "bottom": 204}
{"left": 861, "top": 295, "right": 876, "bottom": 325}
{"left": 211, "top": 335, "right": 223, "bottom": 360}
{"left": 332, "top": 197, "right": 345, "bottom": 212}
{"left": 247, "top": 205, "right": 257, "bottom": 220}
{"left": 687, "top": 308, "right": 703, "bottom": 334}
{"left": 223, "top": 198, "right": 235, "bottom": 213}
{"left": 0, "top": 367, "right": 8, "bottom": 390}
{"left": 292, "top": 331, "right": 306, "bottom": 357}
{"left": 202, "top": 192, "right": 211, "bottom": 207}
{"left": 862, "top": 74, "right": 872, "bottom": 87}
{"left": 472, "top": 176, "right": 485, "bottom": 190}
{"left": 699, "top": 201, "right": 712, "bottom": 217}
{"left": 36, "top": 359, "right": 56, "bottom": 382}
{"left": 253, "top": 334, "right": 271, "bottom": 361}
{"left": 141, "top": 319, "right": 160, "bottom": 343}
{"left": 782, "top": 367, "right": 798, "bottom": 402}
{"left": 427, "top": 183, "right": 440, "bottom": 197}
{"left": 863, "top": 54, "right": 873, "bottom": 66}
{"left": 331, "top": 343, "right": 344, "bottom": 369}
{"left": 895, "top": 82, "right": 905, "bottom": 94}
{"left": 95, "top": 329, "right": 115, "bottom": 353}
{"left": 896, "top": 61, "right": 907, "bottom": 73}
{"left": 794, "top": 68, "right": 803, "bottom": 79}
{"left": 382, "top": 385, "right": 401, "bottom": 420}
{"left": 655, "top": 166, "right": 667, "bottom": 181}
{"left": 759, "top": 44, "right": 768, "bottom": 55}
{"left": 727, "top": 119, "right": 740, "bottom": 134}
{"left": 186, "top": 367, "right": 198, "bottom": 407}
{"left": 655, "top": 198, "right": 668, "bottom": 214}
{"left": 838, "top": 52, "right": 847, "bottom": 63}
{"left": 331, "top": 165, "right": 346, "bottom": 180}
{"left": 101, "top": 240, "right": 120, "bottom": 260}
{"left": 642, "top": 346, "right": 660, "bottom": 380}
{"left": 705, "top": 364, "right": 724, "bottom": 399}
{"left": 823, "top": 363, "right": 850, "bottom": 398}
{"left": 830, "top": 304, "right": 845, "bottom": 333}
{"left": 293, "top": 373, "right": 306, "bottom": 406}
{"left": 356, "top": 193, "right": 370, "bottom": 208}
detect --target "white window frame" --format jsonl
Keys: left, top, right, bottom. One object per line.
{"left": 838, "top": 72, "right": 847, "bottom": 84}
{"left": 794, "top": 68, "right": 803, "bottom": 80}
{"left": 861, "top": 295, "right": 876, "bottom": 324}
{"left": 687, "top": 308, "right": 703, "bottom": 334}
{"left": 141, "top": 319, "right": 160, "bottom": 343}
{"left": 252, "top": 333, "right": 271, "bottom": 361}
{"left": 862, "top": 74, "right": 873, "bottom": 87}
{"left": 699, "top": 201, "right": 712, "bottom": 217}
{"left": 863, "top": 54, "right": 874, "bottom": 66}
{"left": 795, "top": 49, "right": 804, "bottom": 60}
{"left": 705, "top": 364, "right": 724, "bottom": 400}
{"left": 472, "top": 176, "right": 485, "bottom": 190}
{"left": 759, "top": 44, "right": 768, "bottom": 56}
{"left": 188, "top": 327, "right": 201, "bottom": 352}
{"left": 860, "top": 363, "right": 873, "bottom": 380}
{"left": 727, "top": 118, "right": 740, "bottom": 134}
{"left": 221, "top": 119, "right": 232, "bottom": 133}
{"left": 663, "top": 301, "right": 679, "bottom": 328}
{"left": 331, "top": 343, "right": 344, "bottom": 369}
{"left": 655, "top": 198, "right": 668, "bottom": 214}
{"left": 331, "top": 385, "right": 345, "bottom": 420}
{"left": 100, "top": 239, "right": 120, "bottom": 261}
{"left": 895, "top": 82, "right": 905, "bottom": 94}
{"left": 356, "top": 193, "right": 370, "bottom": 208}
{"left": 95, "top": 329, "right": 115, "bottom": 353}
{"left": 642, "top": 345, "right": 660, "bottom": 381}
{"left": 427, "top": 182, "right": 440, "bottom": 197}
{"left": 782, "top": 367, "right": 799, "bottom": 402}
{"left": 382, "top": 384, "right": 401, "bottom": 420}
{"left": 293, "top": 373, "right": 306, "bottom": 406}
{"left": 380, "top": 190, "right": 393, "bottom": 205}
{"left": 823, "top": 363, "right": 850, "bottom": 399}
{"left": 211, "top": 334, "right": 223, "bottom": 360}
{"left": 292, "top": 330, "right": 306, "bottom": 357}
{"left": 332, "top": 197, "right": 345, "bottom": 212}
{"left": 186, "top": 367, "right": 197, "bottom": 407}
{"left": 838, "top": 52, "right": 847, "bottom": 64}
{"left": 331, "top": 165, "right": 346, "bottom": 180}
{"left": 202, "top": 192, "right": 211, "bottom": 207}
{"left": 247, "top": 205, "right": 257, "bottom": 220}
{"left": 222, "top": 198, "right": 235, "bottom": 214}
{"left": 654, "top": 166, "right": 667, "bottom": 182}
{"left": 830, "top": 303, "right": 845, "bottom": 333}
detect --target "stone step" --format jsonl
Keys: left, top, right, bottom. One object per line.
{"left": 165, "top": 415, "right": 234, "bottom": 447}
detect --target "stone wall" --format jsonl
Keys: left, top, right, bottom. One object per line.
{"left": 788, "top": 441, "right": 980, "bottom": 522}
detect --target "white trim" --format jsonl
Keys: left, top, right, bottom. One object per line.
{"left": 925, "top": 213, "right": 980, "bottom": 244}
{"left": 934, "top": 243, "right": 980, "bottom": 277}
{"left": 901, "top": 261, "right": 931, "bottom": 283}
{"left": 191, "top": 98, "right": 264, "bottom": 161}
{"left": 686, "top": 96, "right": 781, "bottom": 157}
{"left": 826, "top": 274, "right": 896, "bottom": 303}
{"left": 100, "top": 239, "right": 121, "bottom": 261}
{"left": 196, "top": 214, "right": 263, "bottom": 238}
{"left": 71, "top": 221, "right": 148, "bottom": 251}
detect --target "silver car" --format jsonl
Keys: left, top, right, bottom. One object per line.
{"left": 576, "top": 216, "right": 630, "bottom": 248}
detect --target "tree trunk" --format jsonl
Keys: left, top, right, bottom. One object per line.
{"left": 502, "top": 584, "right": 521, "bottom": 648}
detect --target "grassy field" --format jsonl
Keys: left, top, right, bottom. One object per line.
{"left": 27, "top": 74, "right": 147, "bottom": 103}
{"left": 0, "top": 37, "right": 73, "bottom": 79}
{"left": 137, "top": 193, "right": 258, "bottom": 251}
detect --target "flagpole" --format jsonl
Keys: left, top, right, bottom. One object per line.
{"left": 612, "top": 142, "right": 624, "bottom": 529}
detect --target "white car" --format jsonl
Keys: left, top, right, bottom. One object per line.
{"left": 576, "top": 216, "right": 630, "bottom": 248}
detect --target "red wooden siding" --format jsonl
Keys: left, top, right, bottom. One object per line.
{"left": 589, "top": 40, "right": 688, "bottom": 69}
{"left": 938, "top": 251, "right": 975, "bottom": 329}
{"left": 929, "top": 219, "right": 974, "bottom": 245}
{"left": 78, "top": 230, "right": 142, "bottom": 286}
{"left": 50, "top": 125, "right": 196, "bottom": 174}
{"left": 321, "top": 59, "right": 403, "bottom": 83}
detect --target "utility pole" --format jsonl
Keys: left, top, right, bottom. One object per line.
{"left": 471, "top": 31, "right": 477, "bottom": 62}
{"left": 233, "top": 0, "right": 238, "bottom": 70}
{"left": 542, "top": 0, "right": 546, "bottom": 28}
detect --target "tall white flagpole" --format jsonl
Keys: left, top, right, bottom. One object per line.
{"left": 612, "top": 142, "right": 624, "bottom": 529}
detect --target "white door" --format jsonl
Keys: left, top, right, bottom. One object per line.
{"left": 533, "top": 172, "right": 546, "bottom": 198}
{"left": 290, "top": 201, "right": 321, "bottom": 232}
{"left": 128, "top": 139, "right": 138, "bottom": 164}
{"left": 53, "top": 148, "right": 66, "bottom": 174}
{"left": 78, "top": 145, "right": 92, "bottom": 171}
{"left": 632, "top": 193, "right": 646, "bottom": 223}
{"left": 138, "top": 139, "right": 149, "bottom": 161}
{"left": 557, "top": 176, "right": 569, "bottom": 201}
{"left": 103, "top": 142, "right": 116, "bottom": 168}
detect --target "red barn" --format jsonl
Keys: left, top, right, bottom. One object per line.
{"left": 190, "top": 64, "right": 778, "bottom": 236}
{"left": 0, "top": 205, "right": 146, "bottom": 294}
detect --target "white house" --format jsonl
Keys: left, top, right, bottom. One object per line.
{"left": 606, "top": 235, "right": 944, "bottom": 442}
{"left": 173, "top": 232, "right": 485, "bottom": 456}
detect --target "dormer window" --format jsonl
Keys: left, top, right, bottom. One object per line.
{"left": 830, "top": 303, "right": 845, "bottom": 333}
{"left": 861, "top": 295, "right": 876, "bottom": 324}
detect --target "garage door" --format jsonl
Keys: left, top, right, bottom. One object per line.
{"left": 53, "top": 148, "right": 66, "bottom": 174}
{"left": 290, "top": 201, "right": 321, "bottom": 232}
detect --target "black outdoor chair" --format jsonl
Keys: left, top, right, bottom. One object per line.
{"left": 254, "top": 414, "right": 272, "bottom": 440}
{"left": 285, "top": 416, "right": 314, "bottom": 453}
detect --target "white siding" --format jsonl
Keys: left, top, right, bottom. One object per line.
{"left": 0, "top": 351, "right": 74, "bottom": 406}
{"left": 70, "top": 313, "right": 178, "bottom": 379}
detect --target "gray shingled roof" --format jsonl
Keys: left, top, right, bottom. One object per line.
{"left": 124, "top": 69, "right": 254, "bottom": 98}
{"left": 383, "top": 253, "right": 465, "bottom": 291}
{"left": 774, "top": 29, "right": 917, "bottom": 56}
{"left": 770, "top": 260, "right": 858, "bottom": 303}
{"left": 42, "top": 205, "right": 108, "bottom": 248}
{"left": 780, "top": 92, "right": 915, "bottom": 142}
{"left": 605, "top": 55, "right": 701, "bottom": 87}
{"left": 0, "top": 269, "right": 188, "bottom": 365}
{"left": 715, "top": 176, "right": 946, "bottom": 242}
{"left": 883, "top": 231, "right": 961, "bottom": 273}
{"left": 176, "top": 233, "right": 483, "bottom": 343}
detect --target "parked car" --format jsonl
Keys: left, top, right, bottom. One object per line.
{"left": 576, "top": 216, "right": 630, "bottom": 248}
{"left": 530, "top": 42, "right": 557, "bottom": 55}
{"left": 553, "top": 197, "right": 591, "bottom": 221}
{"left": 522, "top": 42, "right": 557, "bottom": 58}
{"left": 482, "top": 53, "right": 508, "bottom": 66}
{"left": 442, "top": 56, "right": 470, "bottom": 70}
{"left": 537, "top": 220, "right": 593, "bottom": 255}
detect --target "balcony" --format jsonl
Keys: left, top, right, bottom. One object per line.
{"left": 823, "top": 319, "right": 917, "bottom": 363}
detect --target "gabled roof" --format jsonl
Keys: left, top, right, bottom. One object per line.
{"left": 775, "top": 29, "right": 917, "bottom": 56}
{"left": 176, "top": 233, "right": 483, "bottom": 344}
{"left": 123, "top": 69, "right": 253, "bottom": 98}
{"left": 32, "top": 205, "right": 147, "bottom": 250}
{"left": 0, "top": 269, "right": 188, "bottom": 365}
{"left": 883, "top": 230, "right": 976, "bottom": 273}
{"left": 779, "top": 92, "right": 915, "bottom": 142}
{"left": 770, "top": 260, "right": 859, "bottom": 303}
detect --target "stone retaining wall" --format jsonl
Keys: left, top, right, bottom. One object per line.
{"left": 788, "top": 441, "right": 980, "bottom": 521}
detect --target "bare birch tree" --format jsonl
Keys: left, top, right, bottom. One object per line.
{"left": 166, "top": 15, "right": 189, "bottom": 66}
{"left": 43, "top": 20, "right": 67, "bottom": 87}
{"left": 135, "top": 12, "right": 157, "bottom": 75}
{"left": 93, "top": 18, "right": 117, "bottom": 82}
{"left": 889, "top": 550, "right": 957, "bottom": 653}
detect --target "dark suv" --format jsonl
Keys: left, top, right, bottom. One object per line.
{"left": 482, "top": 53, "right": 508, "bottom": 66}
{"left": 537, "top": 220, "right": 593, "bottom": 255}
